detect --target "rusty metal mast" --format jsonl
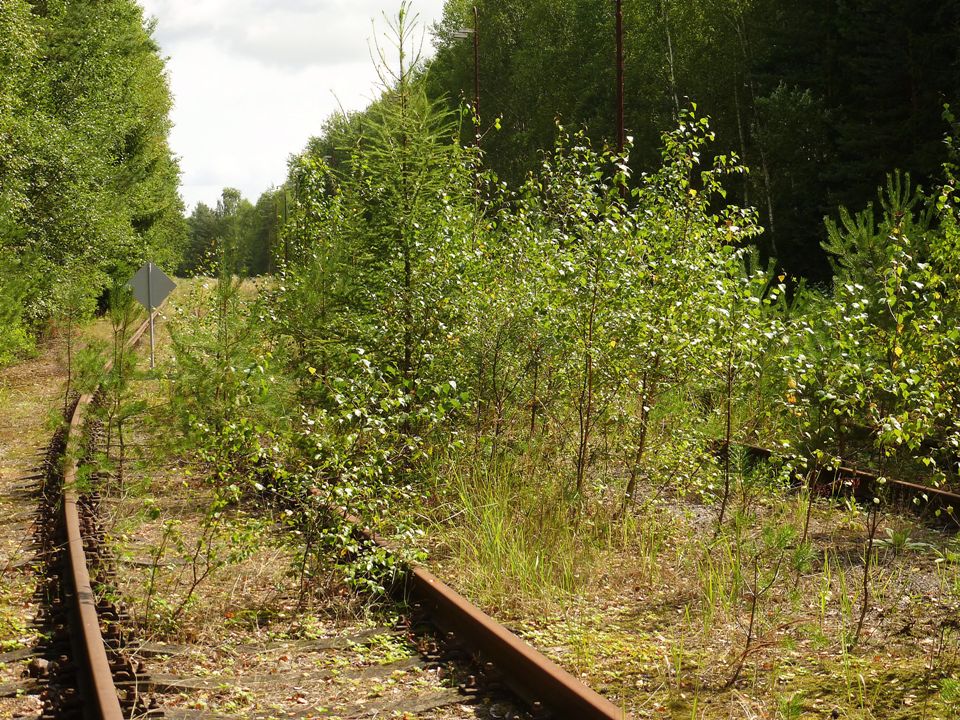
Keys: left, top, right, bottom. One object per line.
{"left": 616, "top": 0, "right": 625, "bottom": 155}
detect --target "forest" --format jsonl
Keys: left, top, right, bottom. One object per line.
{"left": 426, "top": 0, "right": 960, "bottom": 282}
{"left": 0, "top": 0, "right": 184, "bottom": 363}
{"left": 4, "top": 0, "right": 960, "bottom": 718}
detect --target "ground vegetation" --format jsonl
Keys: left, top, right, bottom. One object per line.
{"left": 139, "top": 5, "right": 960, "bottom": 717}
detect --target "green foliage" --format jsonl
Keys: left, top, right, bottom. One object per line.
{"left": 271, "top": 93, "right": 796, "bottom": 543}
{"left": 100, "top": 283, "right": 147, "bottom": 479}
{"left": 425, "top": 0, "right": 960, "bottom": 280}
{"left": 180, "top": 188, "right": 280, "bottom": 278}
{"left": 162, "top": 3, "right": 960, "bottom": 614}
{"left": 822, "top": 172, "right": 936, "bottom": 297}
{"left": 290, "top": 355, "right": 462, "bottom": 592}
{"left": 941, "top": 677, "right": 960, "bottom": 708}
{"left": 0, "top": 254, "right": 36, "bottom": 364}
{"left": 0, "top": 0, "right": 184, "bottom": 352}
{"left": 54, "top": 261, "right": 107, "bottom": 408}
{"left": 275, "top": 3, "right": 471, "bottom": 401}
{"left": 169, "top": 270, "right": 282, "bottom": 443}
{"left": 778, "top": 160, "right": 960, "bottom": 508}
{"left": 431, "top": 449, "right": 601, "bottom": 607}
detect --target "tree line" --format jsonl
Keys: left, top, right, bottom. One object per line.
{"left": 196, "top": 0, "right": 960, "bottom": 288}
{"left": 0, "top": 0, "right": 184, "bottom": 363}
{"left": 424, "top": 0, "right": 960, "bottom": 282}
{"left": 179, "top": 187, "right": 285, "bottom": 278}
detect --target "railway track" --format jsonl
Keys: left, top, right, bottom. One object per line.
{"left": 720, "top": 440, "right": 960, "bottom": 526}
{"left": 29, "top": 309, "right": 957, "bottom": 718}
{"left": 32, "top": 314, "right": 159, "bottom": 719}
{"left": 32, "top": 312, "right": 629, "bottom": 719}
{"left": 349, "top": 516, "right": 626, "bottom": 719}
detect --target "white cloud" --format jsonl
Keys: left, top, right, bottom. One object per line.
{"left": 139, "top": 0, "right": 448, "bottom": 210}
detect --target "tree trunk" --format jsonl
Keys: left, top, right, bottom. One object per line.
{"left": 575, "top": 278, "right": 600, "bottom": 497}
{"left": 620, "top": 367, "right": 655, "bottom": 519}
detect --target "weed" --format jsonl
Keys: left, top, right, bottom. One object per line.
{"left": 791, "top": 540, "right": 816, "bottom": 576}
{"left": 776, "top": 691, "right": 804, "bottom": 719}
{"left": 429, "top": 451, "right": 603, "bottom": 609}
{"left": 875, "top": 525, "right": 931, "bottom": 554}
{"left": 941, "top": 677, "right": 960, "bottom": 708}
{"left": 349, "top": 633, "right": 414, "bottom": 665}
{"left": 817, "top": 551, "right": 833, "bottom": 629}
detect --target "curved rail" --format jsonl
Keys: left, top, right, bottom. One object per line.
{"left": 60, "top": 305, "right": 627, "bottom": 719}
{"left": 408, "top": 564, "right": 626, "bottom": 719}
{"left": 349, "top": 516, "right": 628, "bottom": 720}
{"left": 60, "top": 312, "right": 157, "bottom": 719}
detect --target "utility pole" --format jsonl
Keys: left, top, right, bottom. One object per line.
{"left": 616, "top": 0, "right": 625, "bottom": 155}
{"left": 454, "top": 6, "right": 480, "bottom": 146}
{"left": 473, "top": 4, "right": 480, "bottom": 145}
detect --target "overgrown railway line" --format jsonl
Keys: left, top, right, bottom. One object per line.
{"left": 31, "top": 316, "right": 159, "bottom": 719}
{"left": 27, "top": 309, "right": 960, "bottom": 719}
{"left": 29, "top": 312, "right": 627, "bottom": 719}
{"left": 720, "top": 440, "right": 960, "bottom": 527}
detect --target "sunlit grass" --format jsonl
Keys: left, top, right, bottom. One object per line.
{"left": 425, "top": 445, "right": 618, "bottom": 612}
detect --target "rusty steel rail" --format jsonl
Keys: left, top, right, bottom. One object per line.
{"left": 721, "top": 440, "right": 960, "bottom": 524}
{"left": 59, "top": 311, "right": 157, "bottom": 720}
{"left": 347, "top": 515, "right": 628, "bottom": 720}
{"left": 407, "top": 564, "right": 627, "bottom": 719}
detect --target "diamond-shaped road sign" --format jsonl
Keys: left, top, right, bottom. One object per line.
{"left": 127, "top": 262, "right": 176, "bottom": 368}
{"left": 128, "top": 262, "right": 176, "bottom": 311}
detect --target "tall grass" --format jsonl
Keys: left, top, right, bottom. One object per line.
{"left": 427, "top": 446, "right": 620, "bottom": 612}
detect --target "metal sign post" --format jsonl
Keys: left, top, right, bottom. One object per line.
{"left": 147, "top": 262, "right": 154, "bottom": 366}
{"left": 127, "top": 262, "right": 176, "bottom": 368}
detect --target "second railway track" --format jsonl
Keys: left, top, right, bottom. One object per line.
{"left": 718, "top": 439, "right": 960, "bottom": 527}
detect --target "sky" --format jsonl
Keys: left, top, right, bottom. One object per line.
{"left": 138, "top": 0, "right": 449, "bottom": 211}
